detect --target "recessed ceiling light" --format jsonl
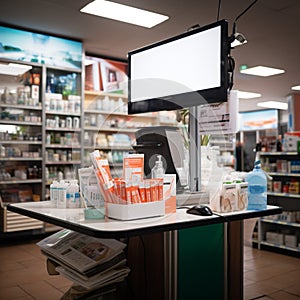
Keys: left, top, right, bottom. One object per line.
{"left": 291, "top": 85, "right": 300, "bottom": 91}
{"left": 238, "top": 91, "right": 262, "bottom": 99}
{"left": 0, "top": 63, "right": 32, "bottom": 76}
{"left": 240, "top": 65, "right": 285, "bottom": 77}
{"left": 257, "top": 101, "right": 288, "bottom": 110}
{"left": 80, "top": 0, "right": 169, "bottom": 28}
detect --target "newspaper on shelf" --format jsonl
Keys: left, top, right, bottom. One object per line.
{"left": 56, "top": 264, "right": 130, "bottom": 290}
{"left": 37, "top": 229, "right": 127, "bottom": 274}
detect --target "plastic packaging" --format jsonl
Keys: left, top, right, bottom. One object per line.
{"left": 246, "top": 160, "right": 267, "bottom": 210}
{"left": 151, "top": 155, "right": 165, "bottom": 179}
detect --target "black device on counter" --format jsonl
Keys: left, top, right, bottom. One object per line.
{"left": 133, "top": 126, "right": 188, "bottom": 192}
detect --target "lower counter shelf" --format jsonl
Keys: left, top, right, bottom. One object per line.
{"left": 260, "top": 240, "right": 300, "bottom": 253}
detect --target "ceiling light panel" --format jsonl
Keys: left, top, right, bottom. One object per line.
{"left": 80, "top": 0, "right": 169, "bottom": 28}
{"left": 238, "top": 91, "right": 262, "bottom": 99}
{"left": 257, "top": 101, "right": 288, "bottom": 110}
{"left": 240, "top": 65, "right": 285, "bottom": 77}
{"left": 291, "top": 85, "right": 300, "bottom": 91}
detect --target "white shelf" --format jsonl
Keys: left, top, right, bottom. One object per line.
{"left": 268, "top": 172, "right": 300, "bottom": 177}
{"left": 0, "top": 179, "right": 42, "bottom": 184}
{"left": 0, "top": 140, "right": 42, "bottom": 145}
{"left": 0, "top": 103, "right": 42, "bottom": 110}
{"left": 85, "top": 109, "right": 128, "bottom": 116}
{"left": 45, "top": 110, "right": 81, "bottom": 116}
{"left": 0, "top": 120, "right": 42, "bottom": 126}
{"left": 0, "top": 157, "right": 42, "bottom": 161}
{"left": 85, "top": 90, "right": 127, "bottom": 99}
{"left": 45, "top": 144, "right": 81, "bottom": 149}
{"left": 260, "top": 241, "right": 300, "bottom": 253}
{"left": 84, "top": 145, "right": 132, "bottom": 151}
{"left": 45, "top": 160, "right": 81, "bottom": 165}
{"left": 45, "top": 127, "right": 81, "bottom": 132}
{"left": 260, "top": 152, "right": 298, "bottom": 156}
{"left": 261, "top": 218, "right": 300, "bottom": 228}
{"left": 267, "top": 192, "right": 300, "bottom": 198}
{"left": 84, "top": 126, "right": 137, "bottom": 133}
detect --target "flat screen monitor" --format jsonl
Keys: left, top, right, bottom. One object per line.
{"left": 128, "top": 19, "right": 229, "bottom": 114}
{"left": 238, "top": 109, "right": 278, "bottom": 131}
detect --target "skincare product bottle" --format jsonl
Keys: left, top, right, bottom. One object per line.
{"left": 151, "top": 155, "right": 165, "bottom": 178}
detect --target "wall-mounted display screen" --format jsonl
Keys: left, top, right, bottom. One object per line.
{"left": 238, "top": 109, "right": 278, "bottom": 131}
{"left": 0, "top": 25, "right": 82, "bottom": 69}
{"left": 128, "top": 19, "right": 229, "bottom": 114}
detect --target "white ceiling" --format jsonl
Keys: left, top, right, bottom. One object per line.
{"left": 1, "top": 0, "right": 300, "bottom": 111}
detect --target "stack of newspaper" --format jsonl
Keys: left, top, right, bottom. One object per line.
{"left": 37, "top": 229, "right": 130, "bottom": 291}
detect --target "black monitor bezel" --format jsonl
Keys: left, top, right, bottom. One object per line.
{"left": 128, "top": 19, "right": 230, "bottom": 114}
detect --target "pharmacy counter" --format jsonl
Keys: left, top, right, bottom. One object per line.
{"left": 8, "top": 202, "right": 282, "bottom": 300}
{"left": 8, "top": 201, "right": 281, "bottom": 238}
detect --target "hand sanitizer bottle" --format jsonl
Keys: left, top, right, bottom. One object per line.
{"left": 151, "top": 155, "right": 165, "bottom": 178}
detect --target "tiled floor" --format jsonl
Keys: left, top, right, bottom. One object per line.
{"left": 0, "top": 237, "right": 299, "bottom": 299}
{"left": 244, "top": 246, "right": 300, "bottom": 300}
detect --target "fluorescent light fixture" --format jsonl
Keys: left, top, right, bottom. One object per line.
{"left": 240, "top": 65, "right": 285, "bottom": 77}
{"left": 257, "top": 101, "right": 288, "bottom": 110}
{"left": 80, "top": 0, "right": 169, "bottom": 28}
{"left": 0, "top": 63, "right": 32, "bottom": 75}
{"left": 238, "top": 91, "right": 262, "bottom": 99}
{"left": 291, "top": 85, "right": 300, "bottom": 91}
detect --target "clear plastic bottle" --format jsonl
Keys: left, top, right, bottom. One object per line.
{"left": 151, "top": 155, "right": 165, "bottom": 178}
{"left": 50, "top": 180, "right": 59, "bottom": 207}
{"left": 66, "top": 180, "right": 81, "bottom": 208}
{"left": 57, "top": 180, "right": 67, "bottom": 208}
{"left": 246, "top": 160, "right": 267, "bottom": 210}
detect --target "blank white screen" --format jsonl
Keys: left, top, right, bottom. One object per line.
{"left": 130, "top": 26, "right": 221, "bottom": 102}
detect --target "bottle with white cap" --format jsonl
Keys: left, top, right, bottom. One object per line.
{"left": 151, "top": 155, "right": 165, "bottom": 178}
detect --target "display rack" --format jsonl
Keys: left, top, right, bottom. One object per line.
{"left": 83, "top": 91, "right": 177, "bottom": 176}
{"left": 209, "top": 134, "right": 235, "bottom": 167}
{"left": 0, "top": 62, "right": 83, "bottom": 233}
{"left": 257, "top": 152, "right": 300, "bottom": 254}
{"left": 0, "top": 62, "right": 44, "bottom": 232}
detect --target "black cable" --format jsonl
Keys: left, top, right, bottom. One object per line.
{"left": 217, "top": 0, "right": 222, "bottom": 21}
{"left": 232, "top": 0, "right": 259, "bottom": 35}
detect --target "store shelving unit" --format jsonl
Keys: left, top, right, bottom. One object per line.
{"left": 43, "top": 67, "right": 83, "bottom": 208}
{"left": 257, "top": 152, "right": 300, "bottom": 254}
{"left": 83, "top": 91, "right": 177, "bottom": 175}
{"left": 209, "top": 134, "right": 235, "bottom": 167}
{"left": 0, "top": 63, "right": 45, "bottom": 232}
{"left": 0, "top": 62, "right": 83, "bottom": 234}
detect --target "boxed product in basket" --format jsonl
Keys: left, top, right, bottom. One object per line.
{"left": 89, "top": 150, "right": 176, "bottom": 220}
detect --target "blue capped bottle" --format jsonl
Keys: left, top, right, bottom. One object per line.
{"left": 246, "top": 160, "right": 267, "bottom": 210}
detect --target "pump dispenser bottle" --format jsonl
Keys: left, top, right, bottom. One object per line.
{"left": 151, "top": 155, "right": 165, "bottom": 178}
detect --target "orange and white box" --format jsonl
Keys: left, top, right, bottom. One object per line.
{"left": 163, "top": 174, "right": 176, "bottom": 214}
{"left": 123, "top": 154, "right": 144, "bottom": 184}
